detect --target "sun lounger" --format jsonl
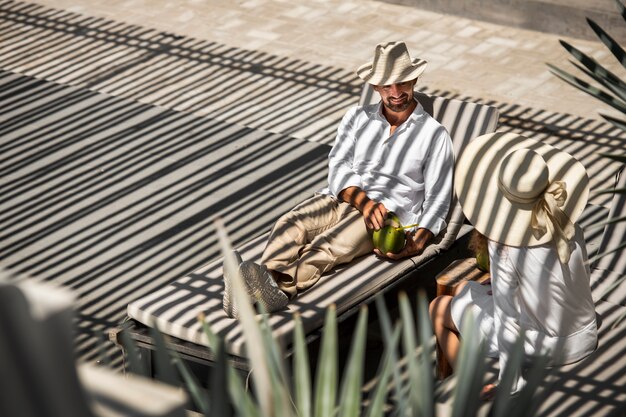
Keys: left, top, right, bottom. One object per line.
{"left": 115, "top": 90, "right": 499, "bottom": 366}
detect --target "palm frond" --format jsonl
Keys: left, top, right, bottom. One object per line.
{"left": 587, "top": 18, "right": 626, "bottom": 68}
{"left": 547, "top": 64, "right": 626, "bottom": 113}
{"left": 600, "top": 113, "right": 626, "bottom": 132}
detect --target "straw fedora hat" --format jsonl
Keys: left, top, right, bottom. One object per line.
{"left": 454, "top": 132, "right": 589, "bottom": 259}
{"left": 356, "top": 41, "right": 427, "bottom": 86}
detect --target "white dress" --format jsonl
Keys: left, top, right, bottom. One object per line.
{"left": 450, "top": 225, "right": 598, "bottom": 392}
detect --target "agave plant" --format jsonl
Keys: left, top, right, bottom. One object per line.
{"left": 547, "top": 0, "right": 626, "bottom": 324}
{"left": 118, "top": 219, "right": 550, "bottom": 417}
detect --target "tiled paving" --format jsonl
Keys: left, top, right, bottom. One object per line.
{"left": 1, "top": 0, "right": 625, "bottom": 366}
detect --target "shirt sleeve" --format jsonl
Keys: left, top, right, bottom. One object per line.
{"left": 416, "top": 128, "right": 454, "bottom": 235}
{"left": 489, "top": 242, "right": 527, "bottom": 394}
{"left": 327, "top": 107, "right": 364, "bottom": 197}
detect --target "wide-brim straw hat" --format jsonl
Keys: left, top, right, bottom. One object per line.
{"left": 356, "top": 41, "right": 427, "bottom": 86}
{"left": 455, "top": 132, "right": 589, "bottom": 248}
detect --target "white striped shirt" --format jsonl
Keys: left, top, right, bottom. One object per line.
{"left": 321, "top": 99, "right": 454, "bottom": 235}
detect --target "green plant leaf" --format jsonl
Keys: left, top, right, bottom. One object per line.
{"left": 450, "top": 311, "right": 486, "bottom": 417}
{"left": 592, "top": 187, "right": 626, "bottom": 197}
{"left": 338, "top": 306, "right": 368, "bottom": 417}
{"left": 293, "top": 313, "right": 312, "bottom": 417}
{"left": 612, "top": 310, "right": 626, "bottom": 328}
{"left": 228, "top": 367, "right": 261, "bottom": 417}
{"left": 399, "top": 293, "right": 421, "bottom": 417}
{"left": 210, "top": 338, "right": 231, "bottom": 417}
{"left": 491, "top": 329, "right": 526, "bottom": 417}
{"left": 365, "top": 324, "right": 402, "bottom": 417}
{"left": 547, "top": 64, "right": 626, "bottom": 113}
{"left": 509, "top": 355, "right": 551, "bottom": 417}
{"left": 170, "top": 349, "right": 209, "bottom": 415}
{"left": 119, "top": 330, "right": 148, "bottom": 378}
{"left": 569, "top": 60, "right": 626, "bottom": 104}
{"left": 598, "top": 152, "right": 626, "bottom": 164}
{"left": 96, "top": 332, "right": 112, "bottom": 368}
{"left": 149, "top": 322, "right": 179, "bottom": 387}
{"left": 198, "top": 312, "right": 220, "bottom": 353}
{"left": 214, "top": 218, "right": 274, "bottom": 416}
{"left": 560, "top": 39, "right": 626, "bottom": 102}
{"left": 257, "top": 310, "right": 292, "bottom": 417}
{"left": 374, "top": 296, "right": 407, "bottom": 416}
{"left": 587, "top": 18, "right": 626, "bottom": 69}
{"left": 600, "top": 113, "right": 626, "bottom": 132}
{"left": 588, "top": 240, "right": 626, "bottom": 264}
{"left": 599, "top": 272, "right": 626, "bottom": 300}
{"left": 585, "top": 214, "right": 626, "bottom": 232}
{"left": 314, "top": 305, "right": 338, "bottom": 417}
{"left": 415, "top": 291, "right": 435, "bottom": 417}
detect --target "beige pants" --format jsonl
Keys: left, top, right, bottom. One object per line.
{"left": 261, "top": 194, "right": 373, "bottom": 297}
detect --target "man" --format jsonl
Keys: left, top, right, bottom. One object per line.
{"left": 223, "top": 41, "right": 454, "bottom": 318}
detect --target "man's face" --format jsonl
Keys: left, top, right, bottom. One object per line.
{"left": 373, "top": 79, "right": 417, "bottom": 113}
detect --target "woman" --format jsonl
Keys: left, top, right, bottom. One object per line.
{"left": 429, "top": 132, "right": 598, "bottom": 399}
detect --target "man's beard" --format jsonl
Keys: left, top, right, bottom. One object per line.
{"left": 384, "top": 95, "right": 412, "bottom": 112}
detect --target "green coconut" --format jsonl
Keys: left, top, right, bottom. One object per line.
{"left": 476, "top": 249, "right": 490, "bottom": 272}
{"left": 372, "top": 213, "right": 406, "bottom": 254}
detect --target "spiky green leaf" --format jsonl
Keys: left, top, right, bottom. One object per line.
{"left": 198, "top": 312, "right": 220, "bottom": 353}
{"left": 600, "top": 113, "right": 626, "bottom": 132}
{"left": 548, "top": 64, "right": 626, "bottom": 114}
{"left": 569, "top": 60, "right": 626, "bottom": 104}
{"left": 149, "top": 322, "right": 179, "bottom": 387}
{"left": 314, "top": 305, "right": 338, "bottom": 417}
{"left": 509, "top": 355, "right": 551, "bottom": 417}
{"left": 588, "top": 240, "right": 626, "bottom": 264}
{"left": 215, "top": 218, "right": 274, "bottom": 416}
{"left": 598, "top": 152, "right": 626, "bottom": 164}
{"left": 171, "top": 350, "right": 209, "bottom": 415}
{"left": 374, "top": 296, "right": 407, "bottom": 416}
{"left": 399, "top": 293, "right": 421, "bottom": 416}
{"left": 492, "top": 329, "right": 527, "bottom": 417}
{"left": 119, "top": 331, "right": 148, "bottom": 378}
{"left": 228, "top": 367, "right": 261, "bottom": 417}
{"left": 338, "top": 307, "right": 369, "bottom": 417}
{"left": 210, "top": 338, "right": 231, "bottom": 417}
{"left": 293, "top": 313, "right": 312, "bottom": 417}
{"left": 560, "top": 39, "right": 626, "bottom": 101}
{"left": 587, "top": 18, "right": 626, "bottom": 69}
{"left": 415, "top": 291, "right": 435, "bottom": 417}
{"left": 450, "top": 311, "right": 486, "bottom": 417}
{"left": 365, "top": 325, "right": 402, "bottom": 417}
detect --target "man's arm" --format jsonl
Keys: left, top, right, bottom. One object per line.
{"left": 338, "top": 186, "right": 387, "bottom": 230}
{"left": 418, "top": 128, "right": 455, "bottom": 236}
{"left": 327, "top": 108, "right": 365, "bottom": 198}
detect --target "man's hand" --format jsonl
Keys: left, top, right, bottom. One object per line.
{"left": 338, "top": 186, "right": 388, "bottom": 230}
{"left": 374, "top": 228, "right": 434, "bottom": 259}
{"left": 362, "top": 199, "right": 388, "bottom": 230}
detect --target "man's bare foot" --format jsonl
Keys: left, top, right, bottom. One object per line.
{"left": 479, "top": 383, "right": 497, "bottom": 401}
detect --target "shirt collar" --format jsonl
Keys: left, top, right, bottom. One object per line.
{"left": 374, "top": 97, "right": 425, "bottom": 126}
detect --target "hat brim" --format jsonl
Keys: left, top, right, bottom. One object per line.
{"left": 454, "top": 132, "right": 589, "bottom": 247}
{"left": 356, "top": 58, "right": 427, "bottom": 86}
